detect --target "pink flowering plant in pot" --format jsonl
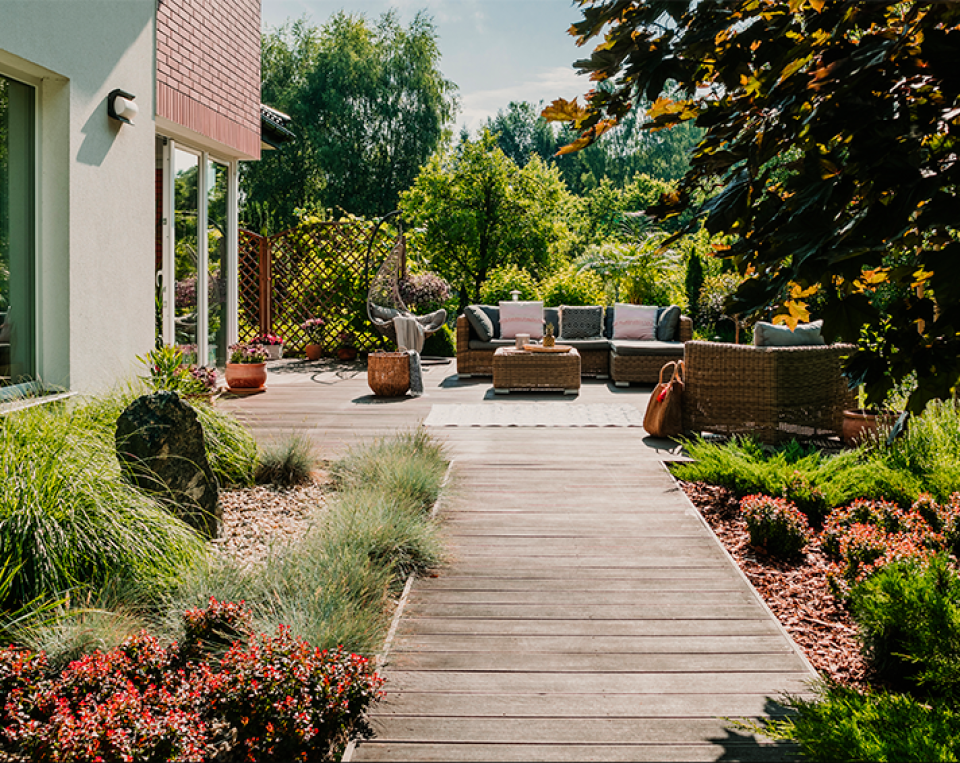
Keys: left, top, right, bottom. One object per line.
{"left": 228, "top": 342, "right": 268, "bottom": 364}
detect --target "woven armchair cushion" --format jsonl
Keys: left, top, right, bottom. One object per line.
{"left": 656, "top": 305, "right": 681, "bottom": 341}
{"left": 464, "top": 305, "right": 496, "bottom": 342}
{"left": 560, "top": 305, "right": 603, "bottom": 339}
{"left": 753, "top": 319, "right": 826, "bottom": 347}
{"left": 499, "top": 300, "right": 544, "bottom": 339}
{"left": 612, "top": 303, "right": 658, "bottom": 340}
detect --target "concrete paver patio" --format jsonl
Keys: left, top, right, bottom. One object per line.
{"left": 219, "top": 357, "right": 816, "bottom": 762}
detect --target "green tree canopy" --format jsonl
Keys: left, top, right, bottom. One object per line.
{"left": 400, "top": 131, "right": 575, "bottom": 308}
{"left": 242, "top": 11, "right": 458, "bottom": 231}
{"left": 551, "top": 1, "right": 960, "bottom": 410}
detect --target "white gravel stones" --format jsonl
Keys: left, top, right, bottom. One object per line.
{"left": 213, "top": 482, "right": 327, "bottom": 569}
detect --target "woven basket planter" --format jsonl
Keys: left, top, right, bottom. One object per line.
{"left": 367, "top": 352, "right": 410, "bottom": 397}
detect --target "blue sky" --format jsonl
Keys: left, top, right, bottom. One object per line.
{"left": 260, "top": 0, "right": 590, "bottom": 132}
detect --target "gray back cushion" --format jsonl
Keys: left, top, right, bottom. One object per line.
{"left": 543, "top": 307, "right": 560, "bottom": 337}
{"left": 603, "top": 306, "right": 615, "bottom": 339}
{"left": 656, "top": 305, "right": 681, "bottom": 341}
{"left": 464, "top": 305, "right": 495, "bottom": 342}
{"left": 753, "top": 319, "right": 826, "bottom": 347}
{"left": 560, "top": 305, "right": 604, "bottom": 339}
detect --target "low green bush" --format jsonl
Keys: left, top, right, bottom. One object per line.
{"left": 883, "top": 398, "right": 960, "bottom": 503}
{"left": 849, "top": 554, "right": 960, "bottom": 695}
{"left": 538, "top": 264, "right": 606, "bottom": 307}
{"left": 739, "top": 495, "right": 811, "bottom": 559}
{"left": 760, "top": 684, "right": 960, "bottom": 762}
{"left": 422, "top": 322, "right": 456, "bottom": 357}
{"left": 478, "top": 264, "right": 539, "bottom": 304}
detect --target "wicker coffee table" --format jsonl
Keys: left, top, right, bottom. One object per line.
{"left": 492, "top": 347, "right": 581, "bottom": 395}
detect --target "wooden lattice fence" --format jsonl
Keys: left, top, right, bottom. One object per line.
{"left": 239, "top": 220, "right": 401, "bottom": 355}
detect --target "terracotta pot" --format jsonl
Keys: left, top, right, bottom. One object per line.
{"left": 842, "top": 409, "right": 894, "bottom": 447}
{"left": 305, "top": 343, "right": 323, "bottom": 361}
{"left": 337, "top": 347, "right": 358, "bottom": 362}
{"left": 224, "top": 362, "right": 267, "bottom": 390}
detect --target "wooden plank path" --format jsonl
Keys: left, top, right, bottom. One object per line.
{"left": 219, "top": 359, "right": 816, "bottom": 762}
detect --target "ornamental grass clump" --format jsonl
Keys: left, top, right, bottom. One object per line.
{"left": 255, "top": 432, "right": 316, "bottom": 487}
{"left": 0, "top": 403, "right": 207, "bottom": 610}
{"left": 739, "top": 494, "right": 811, "bottom": 560}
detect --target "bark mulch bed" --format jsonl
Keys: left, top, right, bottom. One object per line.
{"left": 679, "top": 480, "right": 869, "bottom": 689}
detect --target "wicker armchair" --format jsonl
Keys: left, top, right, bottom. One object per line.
{"left": 682, "top": 340, "right": 857, "bottom": 445}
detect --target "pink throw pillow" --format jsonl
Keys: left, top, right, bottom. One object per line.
{"left": 612, "top": 304, "right": 658, "bottom": 340}
{"left": 499, "top": 301, "right": 544, "bottom": 339}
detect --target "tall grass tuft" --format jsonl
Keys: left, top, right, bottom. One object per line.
{"left": 332, "top": 427, "right": 448, "bottom": 511}
{"left": 161, "top": 429, "right": 449, "bottom": 656}
{"left": 255, "top": 432, "right": 316, "bottom": 487}
{"left": 0, "top": 403, "right": 207, "bottom": 609}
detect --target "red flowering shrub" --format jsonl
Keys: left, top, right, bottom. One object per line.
{"left": 0, "top": 600, "right": 383, "bottom": 762}
{"left": 740, "top": 494, "right": 811, "bottom": 559}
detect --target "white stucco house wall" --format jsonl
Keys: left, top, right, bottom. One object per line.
{"left": 0, "top": 0, "right": 262, "bottom": 394}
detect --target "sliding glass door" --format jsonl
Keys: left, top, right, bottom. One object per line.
{"left": 0, "top": 74, "right": 36, "bottom": 385}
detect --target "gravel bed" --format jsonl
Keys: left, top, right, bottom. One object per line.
{"left": 680, "top": 480, "right": 869, "bottom": 689}
{"left": 212, "top": 481, "right": 329, "bottom": 570}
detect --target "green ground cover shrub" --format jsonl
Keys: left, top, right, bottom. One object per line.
{"left": 849, "top": 554, "right": 960, "bottom": 696}
{"left": 759, "top": 684, "right": 960, "bottom": 762}
{"left": 739, "top": 495, "right": 811, "bottom": 559}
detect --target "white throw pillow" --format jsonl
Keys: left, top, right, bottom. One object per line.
{"left": 612, "top": 303, "right": 658, "bottom": 340}
{"left": 499, "top": 300, "right": 544, "bottom": 339}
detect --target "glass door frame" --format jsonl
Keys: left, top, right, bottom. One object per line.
{"left": 158, "top": 137, "right": 239, "bottom": 366}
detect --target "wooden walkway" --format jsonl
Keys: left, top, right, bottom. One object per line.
{"left": 219, "top": 359, "right": 816, "bottom": 762}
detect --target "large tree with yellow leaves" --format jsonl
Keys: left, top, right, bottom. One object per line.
{"left": 547, "top": 1, "right": 960, "bottom": 411}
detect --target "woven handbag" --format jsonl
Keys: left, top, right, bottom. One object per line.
{"left": 643, "top": 360, "right": 685, "bottom": 438}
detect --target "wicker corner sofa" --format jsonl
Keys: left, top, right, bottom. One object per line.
{"left": 456, "top": 306, "right": 692, "bottom": 385}
{"left": 682, "top": 340, "right": 857, "bottom": 445}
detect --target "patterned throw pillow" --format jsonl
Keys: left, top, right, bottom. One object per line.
{"left": 612, "top": 303, "right": 658, "bottom": 340}
{"left": 499, "top": 301, "right": 544, "bottom": 339}
{"left": 560, "top": 305, "right": 603, "bottom": 339}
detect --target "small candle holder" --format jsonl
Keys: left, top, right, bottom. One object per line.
{"left": 515, "top": 333, "right": 530, "bottom": 350}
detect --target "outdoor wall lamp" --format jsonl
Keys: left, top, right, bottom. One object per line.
{"left": 107, "top": 89, "right": 138, "bottom": 125}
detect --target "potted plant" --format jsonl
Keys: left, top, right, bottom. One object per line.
{"left": 336, "top": 330, "right": 358, "bottom": 362}
{"left": 251, "top": 333, "right": 284, "bottom": 361}
{"left": 842, "top": 387, "right": 896, "bottom": 447}
{"left": 300, "top": 317, "right": 325, "bottom": 361}
{"left": 224, "top": 342, "right": 268, "bottom": 391}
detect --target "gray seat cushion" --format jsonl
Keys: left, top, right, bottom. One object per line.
{"left": 610, "top": 340, "right": 684, "bottom": 357}
{"left": 468, "top": 338, "right": 516, "bottom": 350}
{"left": 558, "top": 338, "right": 610, "bottom": 351}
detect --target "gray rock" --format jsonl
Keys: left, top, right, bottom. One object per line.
{"left": 116, "top": 390, "right": 221, "bottom": 538}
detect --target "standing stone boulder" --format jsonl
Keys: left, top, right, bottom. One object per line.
{"left": 116, "top": 390, "right": 221, "bottom": 538}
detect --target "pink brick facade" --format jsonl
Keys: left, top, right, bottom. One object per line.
{"left": 156, "top": 0, "right": 261, "bottom": 159}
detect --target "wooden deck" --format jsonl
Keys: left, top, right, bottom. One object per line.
{"left": 219, "top": 358, "right": 816, "bottom": 762}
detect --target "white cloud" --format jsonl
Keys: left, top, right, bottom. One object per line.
{"left": 459, "top": 66, "right": 586, "bottom": 133}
